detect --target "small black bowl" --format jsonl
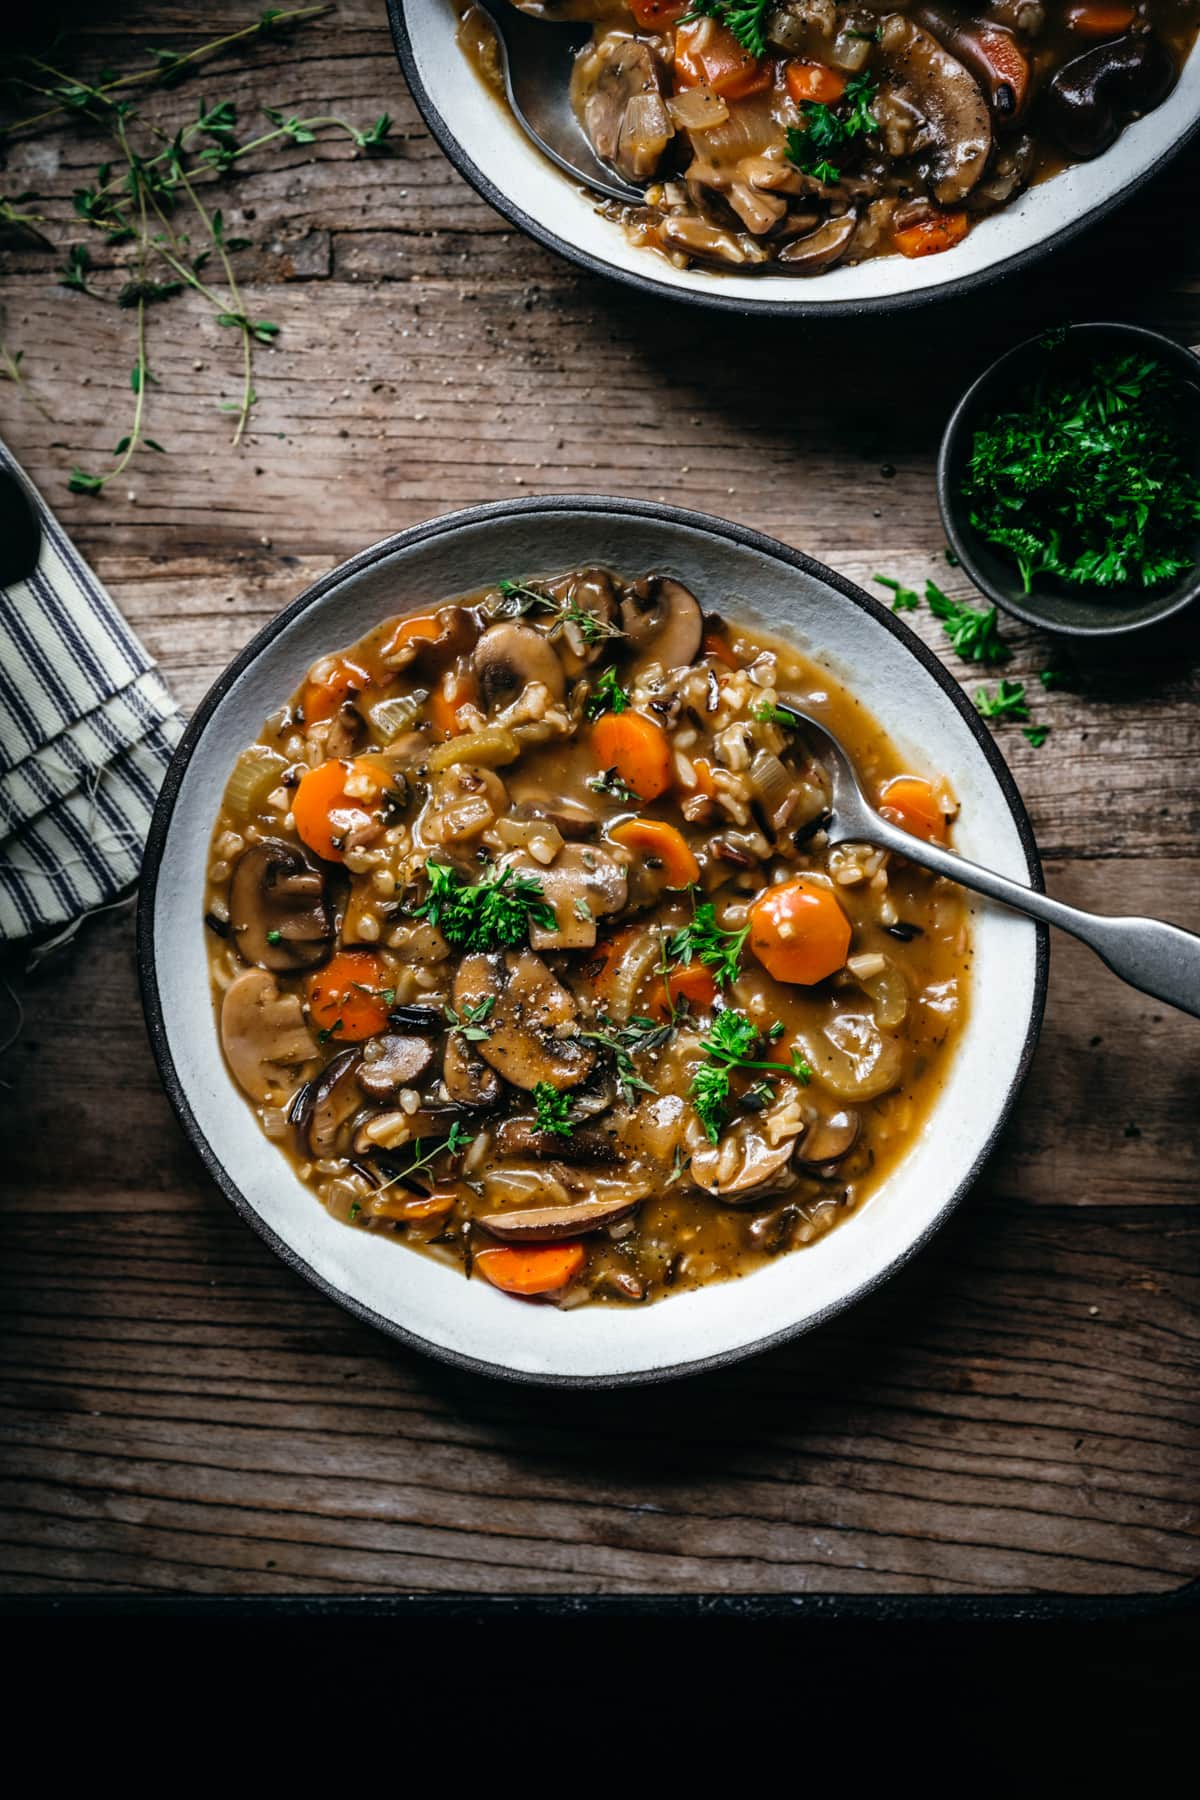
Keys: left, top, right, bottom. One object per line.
{"left": 937, "top": 322, "right": 1200, "bottom": 639}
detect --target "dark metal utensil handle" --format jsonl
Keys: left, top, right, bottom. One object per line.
{"left": 0, "top": 465, "right": 43, "bottom": 586}
{"left": 862, "top": 812, "right": 1200, "bottom": 1020}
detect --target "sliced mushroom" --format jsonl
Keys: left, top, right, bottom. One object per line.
{"left": 356, "top": 1034, "right": 436, "bottom": 1100}
{"left": 443, "top": 1030, "right": 503, "bottom": 1108}
{"left": 477, "top": 1192, "right": 643, "bottom": 1243}
{"left": 290, "top": 1047, "right": 363, "bottom": 1157}
{"left": 619, "top": 576, "right": 704, "bottom": 680}
{"left": 494, "top": 1119, "right": 626, "bottom": 1164}
{"left": 1045, "top": 34, "right": 1175, "bottom": 160}
{"left": 582, "top": 38, "right": 674, "bottom": 183}
{"left": 777, "top": 209, "right": 859, "bottom": 272}
{"left": 915, "top": 7, "right": 1032, "bottom": 123}
{"left": 690, "top": 1118, "right": 802, "bottom": 1205}
{"left": 540, "top": 567, "right": 619, "bottom": 674}
{"left": 220, "top": 968, "right": 317, "bottom": 1103}
{"left": 473, "top": 620, "right": 565, "bottom": 712}
{"left": 799, "top": 1108, "right": 860, "bottom": 1167}
{"left": 228, "top": 840, "right": 334, "bottom": 973}
{"left": 879, "top": 14, "right": 992, "bottom": 205}
{"left": 453, "top": 950, "right": 596, "bottom": 1091}
{"left": 507, "top": 793, "right": 601, "bottom": 841}
{"left": 383, "top": 604, "right": 478, "bottom": 676}
{"left": 503, "top": 843, "right": 629, "bottom": 951}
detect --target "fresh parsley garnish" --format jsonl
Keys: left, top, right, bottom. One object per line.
{"left": 974, "top": 678, "right": 1030, "bottom": 721}
{"left": 666, "top": 896, "right": 747, "bottom": 989}
{"left": 963, "top": 351, "right": 1200, "bottom": 593}
{"left": 785, "top": 73, "right": 877, "bottom": 184}
{"left": 532, "top": 1082, "right": 574, "bottom": 1138}
{"left": 677, "top": 0, "right": 772, "bottom": 58}
{"left": 751, "top": 701, "right": 801, "bottom": 728}
{"left": 1023, "top": 725, "right": 1050, "bottom": 748}
{"left": 925, "top": 580, "right": 1011, "bottom": 665}
{"left": 689, "top": 1009, "right": 812, "bottom": 1144}
{"left": 586, "top": 665, "right": 629, "bottom": 719}
{"left": 316, "top": 1018, "right": 343, "bottom": 1044}
{"left": 265, "top": 928, "right": 283, "bottom": 945}
{"left": 411, "top": 860, "right": 556, "bottom": 951}
{"left": 1039, "top": 669, "right": 1063, "bottom": 688}
{"left": 874, "top": 573, "right": 919, "bottom": 612}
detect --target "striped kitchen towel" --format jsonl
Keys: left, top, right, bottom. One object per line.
{"left": 0, "top": 436, "right": 183, "bottom": 944}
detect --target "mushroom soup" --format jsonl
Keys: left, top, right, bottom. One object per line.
{"left": 205, "top": 568, "right": 970, "bottom": 1307}
{"left": 457, "top": 1, "right": 1198, "bottom": 274}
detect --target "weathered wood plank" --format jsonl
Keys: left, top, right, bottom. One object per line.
{"left": 0, "top": 0, "right": 1197, "bottom": 1599}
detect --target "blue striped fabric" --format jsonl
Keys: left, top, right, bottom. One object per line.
{"left": 0, "top": 437, "right": 183, "bottom": 942}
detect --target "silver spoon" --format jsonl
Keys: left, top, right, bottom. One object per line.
{"left": 475, "top": 1, "right": 646, "bottom": 205}
{"left": 786, "top": 706, "right": 1200, "bottom": 1020}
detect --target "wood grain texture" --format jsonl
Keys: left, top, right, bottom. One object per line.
{"left": 1, "top": 0, "right": 1198, "bottom": 1599}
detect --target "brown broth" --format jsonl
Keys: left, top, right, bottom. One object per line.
{"left": 205, "top": 568, "right": 970, "bottom": 1308}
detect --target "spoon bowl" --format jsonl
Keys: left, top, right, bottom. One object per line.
{"left": 474, "top": 1, "right": 645, "bottom": 206}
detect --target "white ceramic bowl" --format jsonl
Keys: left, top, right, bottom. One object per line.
{"left": 139, "top": 498, "right": 1047, "bottom": 1385}
{"left": 387, "top": 0, "right": 1200, "bottom": 315}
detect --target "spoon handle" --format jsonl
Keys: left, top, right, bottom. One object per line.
{"left": 862, "top": 814, "right": 1200, "bottom": 1020}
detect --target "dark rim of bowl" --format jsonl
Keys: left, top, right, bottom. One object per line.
{"left": 938, "top": 321, "right": 1200, "bottom": 638}
{"left": 385, "top": 0, "right": 1200, "bottom": 320}
{"left": 137, "top": 494, "right": 1049, "bottom": 1388}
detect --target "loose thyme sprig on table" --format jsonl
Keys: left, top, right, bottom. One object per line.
{"left": 0, "top": 6, "right": 392, "bottom": 494}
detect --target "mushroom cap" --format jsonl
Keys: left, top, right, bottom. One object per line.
{"left": 690, "top": 1116, "right": 804, "bottom": 1205}
{"left": 453, "top": 950, "right": 596, "bottom": 1092}
{"left": 777, "top": 210, "right": 859, "bottom": 274}
{"left": 473, "top": 620, "right": 566, "bottom": 712}
{"left": 442, "top": 1030, "right": 503, "bottom": 1108}
{"left": 476, "top": 1192, "right": 643, "bottom": 1243}
{"left": 228, "top": 840, "right": 334, "bottom": 973}
{"left": 291, "top": 1047, "right": 364, "bottom": 1158}
{"left": 220, "top": 968, "right": 317, "bottom": 1104}
{"left": 879, "top": 14, "right": 993, "bottom": 206}
{"left": 620, "top": 577, "right": 704, "bottom": 681}
{"left": 494, "top": 1119, "right": 626, "bottom": 1164}
{"left": 514, "top": 843, "right": 629, "bottom": 951}
{"left": 798, "top": 1108, "right": 860, "bottom": 1168}
{"left": 356, "top": 1033, "right": 436, "bottom": 1100}
{"left": 1045, "top": 34, "right": 1175, "bottom": 160}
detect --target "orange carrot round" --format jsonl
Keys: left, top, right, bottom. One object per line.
{"left": 610, "top": 817, "right": 699, "bottom": 888}
{"left": 749, "top": 877, "right": 851, "bottom": 986}
{"left": 1065, "top": 3, "right": 1134, "bottom": 34}
{"left": 893, "top": 211, "right": 970, "bottom": 259}
{"left": 592, "top": 711, "right": 673, "bottom": 801}
{"left": 648, "top": 961, "right": 718, "bottom": 1022}
{"left": 629, "top": 0, "right": 686, "bottom": 23}
{"left": 302, "top": 656, "right": 371, "bottom": 725}
{"left": 379, "top": 612, "right": 443, "bottom": 662}
{"left": 476, "top": 1242, "right": 585, "bottom": 1297}
{"left": 689, "top": 755, "right": 719, "bottom": 799}
{"left": 785, "top": 60, "right": 846, "bottom": 105}
{"left": 879, "top": 775, "right": 948, "bottom": 844}
{"left": 292, "top": 757, "right": 385, "bottom": 862}
{"left": 306, "top": 949, "right": 391, "bottom": 1042}
{"left": 428, "top": 670, "right": 477, "bottom": 742}
{"left": 674, "top": 20, "right": 772, "bottom": 100}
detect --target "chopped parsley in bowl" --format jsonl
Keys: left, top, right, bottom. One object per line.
{"left": 938, "top": 323, "right": 1200, "bottom": 639}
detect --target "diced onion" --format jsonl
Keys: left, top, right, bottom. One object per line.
{"left": 667, "top": 85, "right": 729, "bottom": 131}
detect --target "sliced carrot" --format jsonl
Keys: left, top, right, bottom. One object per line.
{"left": 292, "top": 756, "right": 387, "bottom": 862}
{"left": 301, "top": 656, "right": 371, "bottom": 725}
{"left": 610, "top": 817, "right": 700, "bottom": 888}
{"left": 378, "top": 611, "right": 443, "bottom": 663}
{"left": 748, "top": 877, "right": 851, "bottom": 986}
{"left": 785, "top": 60, "right": 846, "bottom": 105}
{"left": 703, "top": 630, "right": 740, "bottom": 671}
{"left": 689, "top": 755, "right": 719, "bottom": 799}
{"left": 592, "top": 710, "right": 673, "bottom": 802}
{"left": 879, "top": 775, "right": 948, "bottom": 844}
{"left": 306, "top": 949, "right": 391, "bottom": 1042}
{"left": 369, "top": 1187, "right": 458, "bottom": 1223}
{"left": 893, "top": 211, "right": 970, "bottom": 259}
{"left": 1065, "top": 3, "right": 1135, "bottom": 34}
{"left": 674, "top": 20, "right": 773, "bottom": 100}
{"left": 629, "top": 0, "right": 687, "bottom": 23}
{"left": 428, "top": 669, "right": 477, "bottom": 742}
{"left": 476, "top": 1242, "right": 585, "bottom": 1297}
{"left": 648, "top": 961, "right": 718, "bottom": 1022}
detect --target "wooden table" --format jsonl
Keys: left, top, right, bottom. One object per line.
{"left": 1, "top": 1, "right": 1197, "bottom": 1604}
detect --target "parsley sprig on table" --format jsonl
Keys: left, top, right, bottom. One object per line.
{"left": 532, "top": 1082, "right": 574, "bottom": 1138}
{"left": 678, "top": 0, "right": 773, "bottom": 58}
{"left": 785, "top": 74, "right": 878, "bottom": 184}
{"left": 690, "top": 1009, "right": 813, "bottom": 1144}
{"left": 411, "top": 860, "right": 556, "bottom": 951}
{"left": 974, "top": 678, "right": 1030, "bottom": 721}
{"left": 666, "top": 897, "right": 748, "bottom": 989}
{"left": 963, "top": 350, "right": 1200, "bottom": 593}
{"left": 925, "top": 580, "right": 1011, "bottom": 665}
{"left": 874, "top": 574, "right": 920, "bottom": 612}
